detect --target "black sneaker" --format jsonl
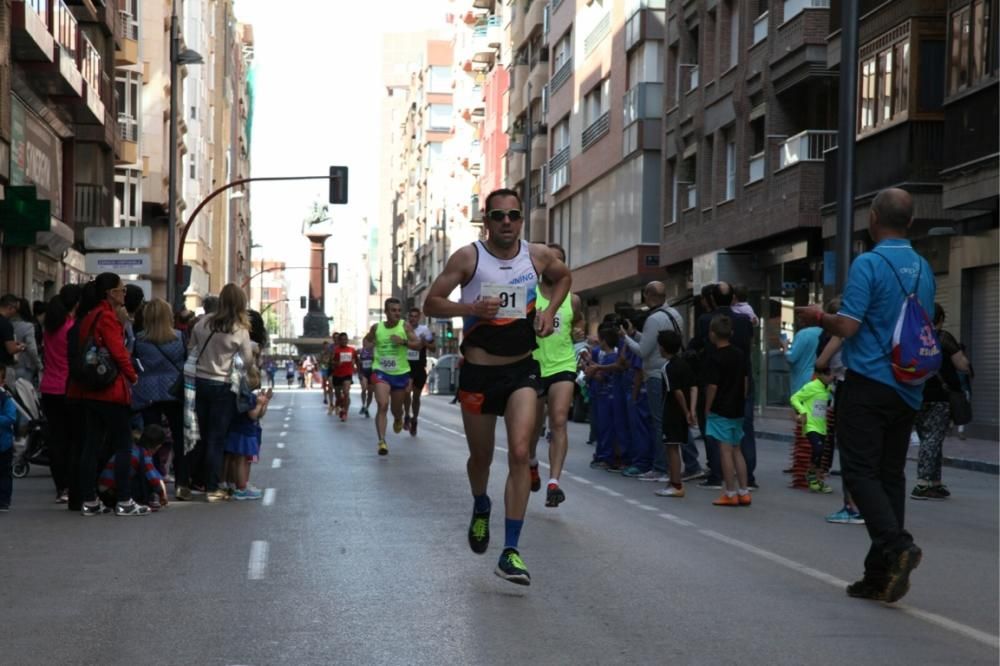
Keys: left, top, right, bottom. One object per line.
{"left": 529, "top": 464, "right": 541, "bottom": 492}
{"left": 846, "top": 577, "right": 888, "bottom": 601}
{"left": 911, "top": 485, "right": 946, "bottom": 501}
{"left": 883, "top": 544, "right": 922, "bottom": 603}
{"left": 545, "top": 485, "right": 565, "bottom": 507}
{"left": 697, "top": 479, "right": 723, "bottom": 490}
{"left": 495, "top": 548, "right": 531, "bottom": 586}
{"left": 468, "top": 508, "right": 490, "bottom": 554}
{"left": 115, "top": 501, "right": 151, "bottom": 517}
{"left": 81, "top": 502, "right": 106, "bottom": 517}
{"left": 935, "top": 484, "right": 951, "bottom": 497}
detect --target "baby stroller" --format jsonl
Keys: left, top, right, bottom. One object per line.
{"left": 7, "top": 378, "right": 47, "bottom": 479}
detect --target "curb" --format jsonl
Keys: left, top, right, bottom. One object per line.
{"left": 756, "top": 430, "right": 999, "bottom": 475}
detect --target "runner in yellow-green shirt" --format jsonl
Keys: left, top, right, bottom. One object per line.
{"left": 530, "top": 243, "right": 582, "bottom": 507}
{"left": 364, "top": 298, "right": 421, "bottom": 456}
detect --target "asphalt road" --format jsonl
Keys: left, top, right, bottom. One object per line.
{"left": 1, "top": 387, "right": 997, "bottom": 665}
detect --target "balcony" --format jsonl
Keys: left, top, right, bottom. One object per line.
{"left": 770, "top": 1, "right": 831, "bottom": 93}
{"left": 748, "top": 151, "right": 766, "bottom": 184}
{"left": 823, "top": 121, "right": 945, "bottom": 206}
{"left": 624, "top": 82, "right": 664, "bottom": 125}
{"left": 778, "top": 130, "right": 836, "bottom": 169}
{"left": 25, "top": 0, "right": 84, "bottom": 99}
{"left": 531, "top": 133, "right": 547, "bottom": 167}
{"left": 115, "top": 10, "right": 138, "bottom": 65}
{"left": 507, "top": 151, "right": 526, "bottom": 187}
{"left": 528, "top": 58, "right": 548, "bottom": 100}
{"left": 752, "top": 12, "right": 769, "bottom": 45}
{"left": 11, "top": 0, "right": 55, "bottom": 62}
{"left": 582, "top": 112, "right": 610, "bottom": 151}
{"left": 74, "top": 183, "right": 109, "bottom": 227}
{"left": 549, "top": 146, "right": 569, "bottom": 194}
{"left": 525, "top": 0, "right": 546, "bottom": 36}
{"left": 116, "top": 115, "right": 138, "bottom": 165}
{"left": 550, "top": 57, "right": 572, "bottom": 94}
{"left": 77, "top": 32, "right": 104, "bottom": 124}
{"left": 624, "top": 2, "right": 667, "bottom": 52}
{"left": 471, "top": 24, "right": 496, "bottom": 65}
{"left": 484, "top": 14, "right": 503, "bottom": 48}
{"left": 511, "top": 4, "right": 526, "bottom": 48}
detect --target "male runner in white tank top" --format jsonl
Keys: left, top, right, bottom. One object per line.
{"left": 424, "top": 188, "right": 571, "bottom": 586}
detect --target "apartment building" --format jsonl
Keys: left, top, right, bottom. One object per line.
{"left": 661, "top": 0, "right": 838, "bottom": 407}
{"left": 821, "top": 0, "right": 998, "bottom": 435}
{"left": 544, "top": 0, "right": 665, "bottom": 321}
{"left": 3, "top": 0, "right": 120, "bottom": 299}
{"left": 250, "top": 257, "right": 291, "bottom": 348}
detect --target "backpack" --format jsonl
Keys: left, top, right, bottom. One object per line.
{"left": 868, "top": 252, "right": 941, "bottom": 386}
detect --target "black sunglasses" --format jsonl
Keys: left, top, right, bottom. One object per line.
{"left": 486, "top": 209, "right": 523, "bottom": 223}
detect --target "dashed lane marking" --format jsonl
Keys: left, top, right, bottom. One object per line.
{"left": 276, "top": 442, "right": 285, "bottom": 449}
{"left": 262, "top": 488, "right": 276, "bottom": 506}
{"left": 271, "top": 458, "right": 282, "bottom": 469}
{"left": 247, "top": 540, "right": 269, "bottom": 580}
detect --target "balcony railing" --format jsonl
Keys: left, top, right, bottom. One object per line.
{"left": 550, "top": 57, "right": 572, "bottom": 93}
{"left": 782, "top": 0, "right": 830, "bottom": 22}
{"left": 752, "top": 12, "right": 768, "bottom": 45}
{"left": 75, "top": 183, "right": 105, "bottom": 226}
{"left": 549, "top": 146, "right": 570, "bottom": 194}
{"left": 623, "top": 82, "right": 664, "bottom": 125}
{"left": 54, "top": 0, "right": 79, "bottom": 58}
{"left": 80, "top": 32, "right": 101, "bottom": 92}
{"left": 778, "top": 130, "right": 836, "bottom": 169}
{"left": 118, "top": 115, "right": 138, "bottom": 142}
{"left": 582, "top": 112, "right": 610, "bottom": 150}
{"left": 748, "top": 151, "right": 765, "bottom": 183}
{"left": 118, "top": 10, "right": 138, "bottom": 40}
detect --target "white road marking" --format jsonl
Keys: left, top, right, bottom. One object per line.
{"left": 637, "top": 504, "right": 658, "bottom": 512}
{"left": 247, "top": 540, "right": 269, "bottom": 580}
{"left": 271, "top": 458, "right": 282, "bottom": 469}
{"left": 625, "top": 498, "right": 641, "bottom": 506}
{"left": 280, "top": 430, "right": 288, "bottom": 437}
{"left": 569, "top": 475, "right": 592, "bottom": 485}
{"left": 658, "top": 513, "right": 695, "bottom": 527}
{"left": 276, "top": 442, "right": 285, "bottom": 449}
{"left": 262, "top": 488, "right": 276, "bottom": 506}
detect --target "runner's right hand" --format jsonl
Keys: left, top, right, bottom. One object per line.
{"left": 471, "top": 297, "right": 501, "bottom": 319}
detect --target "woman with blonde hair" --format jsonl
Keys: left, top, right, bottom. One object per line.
{"left": 188, "top": 284, "right": 255, "bottom": 502}
{"left": 132, "top": 298, "right": 189, "bottom": 500}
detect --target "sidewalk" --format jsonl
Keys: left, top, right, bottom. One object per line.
{"left": 754, "top": 414, "right": 999, "bottom": 475}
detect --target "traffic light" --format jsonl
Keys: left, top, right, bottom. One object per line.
{"left": 329, "top": 166, "right": 348, "bottom": 204}
{"left": 300, "top": 296, "right": 307, "bottom": 309}
{"left": 327, "top": 262, "right": 338, "bottom": 283}
{"left": 445, "top": 322, "right": 454, "bottom": 339}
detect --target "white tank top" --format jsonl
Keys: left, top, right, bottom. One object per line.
{"left": 460, "top": 240, "right": 539, "bottom": 356}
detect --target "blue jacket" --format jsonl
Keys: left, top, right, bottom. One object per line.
{"left": 132, "top": 332, "right": 186, "bottom": 410}
{"left": 0, "top": 392, "right": 16, "bottom": 453}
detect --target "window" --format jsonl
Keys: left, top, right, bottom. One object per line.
{"left": 728, "top": 2, "right": 740, "bottom": 69}
{"left": 115, "top": 71, "right": 140, "bottom": 121}
{"left": 428, "top": 65, "right": 452, "bottom": 93}
{"left": 627, "top": 42, "right": 664, "bottom": 85}
{"left": 427, "top": 142, "right": 445, "bottom": 169}
{"left": 114, "top": 169, "right": 141, "bottom": 227}
{"left": 553, "top": 31, "right": 572, "bottom": 70}
{"left": 553, "top": 117, "right": 570, "bottom": 152}
{"left": 681, "top": 155, "right": 697, "bottom": 210}
{"left": 724, "top": 134, "right": 736, "bottom": 200}
{"left": 190, "top": 105, "right": 197, "bottom": 120}
{"left": 428, "top": 104, "right": 453, "bottom": 130}
{"left": 584, "top": 79, "right": 610, "bottom": 126}
{"left": 189, "top": 159, "right": 196, "bottom": 180}
{"left": 858, "top": 38, "right": 909, "bottom": 133}
{"left": 950, "top": 1, "right": 993, "bottom": 94}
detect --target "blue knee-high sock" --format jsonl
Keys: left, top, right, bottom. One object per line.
{"left": 473, "top": 494, "right": 491, "bottom": 514}
{"left": 504, "top": 518, "right": 524, "bottom": 550}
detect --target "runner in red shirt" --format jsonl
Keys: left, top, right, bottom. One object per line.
{"left": 330, "top": 332, "right": 358, "bottom": 421}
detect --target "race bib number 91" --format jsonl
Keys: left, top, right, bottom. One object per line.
{"left": 481, "top": 283, "right": 527, "bottom": 318}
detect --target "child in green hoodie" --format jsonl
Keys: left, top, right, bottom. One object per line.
{"left": 790, "top": 367, "right": 834, "bottom": 493}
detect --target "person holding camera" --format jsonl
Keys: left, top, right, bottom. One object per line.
{"left": 618, "top": 281, "right": 690, "bottom": 480}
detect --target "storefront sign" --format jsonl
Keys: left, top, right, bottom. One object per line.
{"left": 84, "top": 252, "right": 151, "bottom": 275}
{"left": 10, "top": 97, "right": 62, "bottom": 219}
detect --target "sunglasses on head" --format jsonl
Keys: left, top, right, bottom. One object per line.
{"left": 486, "top": 209, "right": 523, "bottom": 223}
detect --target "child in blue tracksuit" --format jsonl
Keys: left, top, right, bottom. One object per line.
{"left": 0, "top": 370, "right": 18, "bottom": 511}
{"left": 588, "top": 327, "right": 621, "bottom": 470}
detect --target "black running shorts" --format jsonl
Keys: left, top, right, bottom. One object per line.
{"left": 410, "top": 366, "right": 428, "bottom": 391}
{"left": 458, "top": 357, "right": 542, "bottom": 416}
{"left": 539, "top": 371, "right": 576, "bottom": 398}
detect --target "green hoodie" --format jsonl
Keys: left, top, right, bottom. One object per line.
{"left": 790, "top": 378, "right": 832, "bottom": 436}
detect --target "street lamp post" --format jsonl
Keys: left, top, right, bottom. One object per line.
{"left": 167, "top": 0, "right": 203, "bottom": 309}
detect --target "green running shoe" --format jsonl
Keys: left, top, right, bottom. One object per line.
{"left": 495, "top": 548, "right": 531, "bottom": 586}
{"left": 468, "top": 509, "right": 490, "bottom": 554}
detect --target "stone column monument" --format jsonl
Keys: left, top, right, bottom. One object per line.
{"left": 302, "top": 203, "right": 332, "bottom": 339}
